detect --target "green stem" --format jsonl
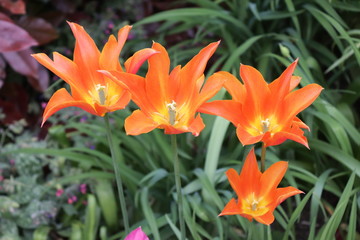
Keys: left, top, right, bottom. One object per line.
{"left": 260, "top": 143, "right": 267, "bottom": 172}
{"left": 104, "top": 114, "right": 129, "bottom": 235}
{"left": 171, "top": 134, "right": 186, "bottom": 240}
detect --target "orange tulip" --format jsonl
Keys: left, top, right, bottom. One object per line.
{"left": 101, "top": 41, "right": 224, "bottom": 136}
{"left": 219, "top": 148, "right": 303, "bottom": 225}
{"left": 32, "top": 22, "right": 157, "bottom": 126}
{"left": 199, "top": 60, "right": 323, "bottom": 147}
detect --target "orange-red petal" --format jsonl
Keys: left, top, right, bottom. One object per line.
{"left": 100, "top": 35, "right": 124, "bottom": 71}
{"left": 125, "top": 48, "right": 159, "bottom": 74}
{"left": 199, "top": 100, "right": 242, "bottom": 125}
{"left": 145, "top": 42, "right": 170, "bottom": 110}
{"left": 194, "top": 73, "right": 226, "bottom": 110}
{"left": 238, "top": 148, "right": 262, "bottom": 197}
{"left": 254, "top": 211, "right": 275, "bottom": 225}
{"left": 177, "top": 41, "right": 220, "bottom": 104}
{"left": 187, "top": 114, "right": 205, "bottom": 136}
{"left": 225, "top": 168, "right": 243, "bottom": 198}
{"left": 259, "top": 161, "right": 288, "bottom": 197}
{"left": 31, "top": 52, "right": 83, "bottom": 93}
{"left": 42, "top": 88, "right": 97, "bottom": 126}
{"left": 218, "top": 198, "right": 242, "bottom": 216}
{"left": 221, "top": 71, "right": 246, "bottom": 103}
{"left": 275, "top": 186, "right": 304, "bottom": 205}
{"left": 240, "top": 64, "right": 270, "bottom": 120}
{"left": 236, "top": 125, "right": 264, "bottom": 146}
{"left": 124, "top": 109, "right": 159, "bottom": 135}
{"left": 68, "top": 21, "right": 100, "bottom": 88}
{"left": 268, "top": 59, "right": 298, "bottom": 99}
{"left": 283, "top": 83, "right": 323, "bottom": 122}
{"left": 100, "top": 70, "right": 155, "bottom": 112}
{"left": 267, "top": 127, "right": 309, "bottom": 148}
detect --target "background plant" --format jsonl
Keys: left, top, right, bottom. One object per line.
{"left": 1, "top": 0, "right": 359, "bottom": 239}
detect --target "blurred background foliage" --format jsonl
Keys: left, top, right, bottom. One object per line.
{"left": 0, "top": 0, "right": 359, "bottom": 239}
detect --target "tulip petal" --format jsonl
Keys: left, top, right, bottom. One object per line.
{"left": 68, "top": 21, "right": 100, "bottom": 87}
{"left": 238, "top": 148, "right": 262, "bottom": 197}
{"left": 225, "top": 168, "right": 243, "bottom": 198}
{"left": 42, "top": 88, "right": 97, "bottom": 126}
{"left": 93, "top": 90, "right": 131, "bottom": 115}
{"left": 124, "top": 110, "right": 159, "bottom": 135}
{"left": 99, "top": 25, "right": 132, "bottom": 71}
{"left": 284, "top": 83, "right": 323, "bottom": 122}
{"left": 275, "top": 186, "right": 303, "bottom": 205}
{"left": 188, "top": 114, "right": 205, "bottom": 137}
{"left": 222, "top": 71, "right": 246, "bottom": 103}
{"left": 181, "top": 41, "right": 220, "bottom": 89}
{"left": 31, "top": 52, "right": 83, "bottom": 93}
{"left": 177, "top": 41, "right": 220, "bottom": 104}
{"left": 100, "top": 35, "right": 124, "bottom": 71}
{"left": 199, "top": 100, "right": 242, "bottom": 125}
{"left": 268, "top": 128, "right": 309, "bottom": 149}
{"left": 218, "top": 198, "right": 242, "bottom": 216}
{"left": 169, "top": 65, "right": 181, "bottom": 100}
{"left": 125, "top": 48, "right": 159, "bottom": 74}
{"left": 254, "top": 211, "right": 275, "bottom": 225}
{"left": 195, "top": 73, "right": 226, "bottom": 110}
{"left": 268, "top": 59, "right": 298, "bottom": 99}
{"left": 240, "top": 64, "right": 270, "bottom": 120}
{"left": 260, "top": 161, "right": 288, "bottom": 197}
{"left": 236, "top": 125, "right": 264, "bottom": 146}
{"left": 145, "top": 42, "right": 170, "bottom": 110}
{"left": 100, "top": 70, "right": 155, "bottom": 112}
{"left": 289, "top": 76, "right": 301, "bottom": 91}
{"left": 293, "top": 117, "right": 310, "bottom": 131}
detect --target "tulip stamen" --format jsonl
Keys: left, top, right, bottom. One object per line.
{"left": 251, "top": 200, "right": 258, "bottom": 211}
{"left": 96, "top": 84, "right": 107, "bottom": 105}
{"left": 167, "top": 100, "right": 177, "bottom": 125}
{"left": 261, "top": 118, "right": 270, "bottom": 133}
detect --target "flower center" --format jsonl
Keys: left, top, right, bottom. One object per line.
{"left": 96, "top": 84, "right": 107, "bottom": 105}
{"left": 242, "top": 193, "right": 268, "bottom": 216}
{"left": 166, "top": 100, "right": 177, "bottom": 125}
{"left": 261, "top": 118, "right": 270, "bottom": 133}
{"left": 251, "top": 200, "right": 259, "bottom": 211}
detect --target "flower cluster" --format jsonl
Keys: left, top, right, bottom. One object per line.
{"left": 33, "top": 21, "right": 323, "bottom": 231}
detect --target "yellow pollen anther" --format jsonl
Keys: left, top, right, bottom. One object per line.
{"left": 166, "top": 100, "right": 177, "bottom": 125}
{"left": 251, "top": 201, "right": 258, "bottom": 211}
{"left": 261, "top": 118, "right": 270, "bottom": 133}
{"left": 96, "top": 84, "right": 106, "bottom": 105}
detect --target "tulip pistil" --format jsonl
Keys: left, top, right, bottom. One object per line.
{"left": 96, "top": 84, "right": 107, "bottom": 105}
{"left": 167, "top": 100, "right": 177, "bottom": 125}
{"left": 261, "top": 118, "right": 270, "bottom": 133}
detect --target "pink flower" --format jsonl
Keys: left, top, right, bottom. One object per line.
{"left": 56, "top": 189, "right": 64, "bottom": 197}
{"left": 68, "top": 195, "right": 77, "bottom": 204}
{"left": 124, "top": 227, "right": 149, "bottom": 240}
{"left": 79, "top": 184, "right": 87, "bottom": 194}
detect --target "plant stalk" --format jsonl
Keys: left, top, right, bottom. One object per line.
{"left": 104, "top": 114, "right": 129, "bottom": 235}
{"left": 171, "top": 134, "right": 186, "bottom": 240}
{"left": 261, "top": 143, "right": 267, "bottom": 172}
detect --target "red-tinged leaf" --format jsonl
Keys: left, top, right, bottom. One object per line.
{"left": 27, "top": 64, "right": 49, "bottom": 92}
{"left": 52, "top": 0, "right": 77, "bottom": 13}
{"left": 2, "top": 49, "right": 49, "bottom": 92}
{"left": 0, "top": 12, "right": 12, "bottom": 22}
{"left": 0, "top": 55, "right": 5, "bottom": 88}
{"left": 0, "top": 19, "right": 38, "bottom": 52}
{"left": 0, "top": 0, "right": 26, "bottom": 15}
{"left": 17, "top": 16, "right": 58, "bottom": 45}
{"left": 0, "top": 82, "right": 29, "bottom": 124}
